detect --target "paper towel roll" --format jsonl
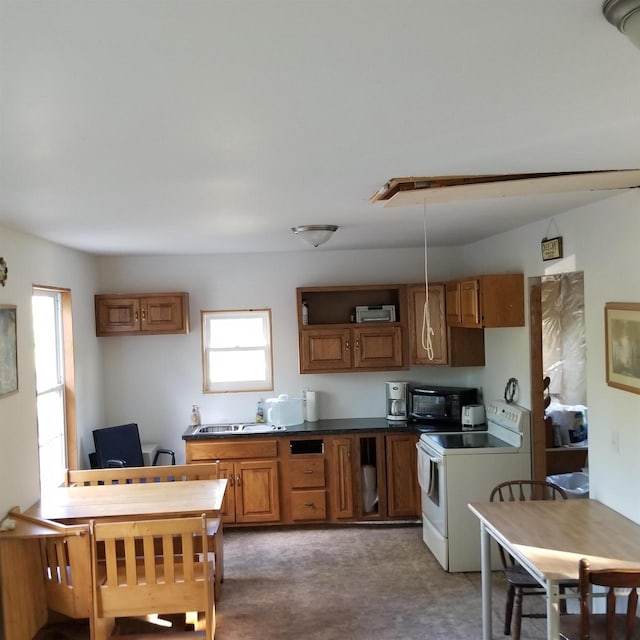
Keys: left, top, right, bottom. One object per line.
{"left": 306, "top": 391, "right": 318, "bottom": 422}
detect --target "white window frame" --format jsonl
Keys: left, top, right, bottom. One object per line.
{"left": 32, "top": 287, "right": 77, "bottom": 492}
{"left": 201, "top": 308, "right": 274, "bottom": 394}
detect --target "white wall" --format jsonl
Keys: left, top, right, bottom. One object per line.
{"left": 96, "top": 246, "right": 480, "bottom": 464}
{"left": 0, "top": 225, "right": 103, "bottom": 516}
{"left": 462, "top": 189, "right": 640, "bottom": 522}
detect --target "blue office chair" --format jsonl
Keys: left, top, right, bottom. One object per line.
{"left": 92, "top": 423, "right": 175, "bottom": 468}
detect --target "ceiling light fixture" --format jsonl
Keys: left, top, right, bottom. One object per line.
{"left": 603, "top": 0, "right": 640, "bottom": 49}
{"left": 291, "top": 225, "right": 338, "bottom": 248}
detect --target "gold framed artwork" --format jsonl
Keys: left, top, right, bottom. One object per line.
{"left": 0, "top": 304, "right": 18, "bottom": 397}
{"left": 605, "top": 302, "right": 640, "bottom": 395}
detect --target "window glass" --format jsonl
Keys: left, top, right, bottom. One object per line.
{"left": 202, "top": 309, "right": 273, "bottom": 393}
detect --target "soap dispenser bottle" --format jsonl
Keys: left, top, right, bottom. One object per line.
{"left": 256, "top": 398, "right": 266, "bottom": 423}
{"left": 190, "top": 404, "right": 201, "bottom": 427}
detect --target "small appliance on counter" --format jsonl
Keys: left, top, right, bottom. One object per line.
{"left": 265, "top": 394, "right": 304, "bottom": 427}
{"left": 461, "top": 404, "right": 486, "bottom": 431}
{"left": 385, "top": 381, "right": 409, "bottom": 421}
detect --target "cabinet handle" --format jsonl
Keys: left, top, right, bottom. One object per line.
{"left": 228, "top": 473, "right": 234, "bottom": 487}
{"left": 304, "top": 502, "right": 315, "bottom": 507}
{"left": 236, "top": 474, "right": 241, "bottom": 486}
{"left": 355, "top": 340, "right": 360, "bottom": 350}
{"left": 304, "top": 469, "right": 314, "bottom": 474}
{"left": 346, "top": 340, "right": 350, "bottom": 351}
{"left": 135, "top": 310, "right": 139, "bottom": 322}
{"left": 142, "top": 308, "right": 146, "bottom": 321}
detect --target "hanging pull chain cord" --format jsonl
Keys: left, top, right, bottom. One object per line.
{"left": 504, "top": 378, "right": 519, "bottom": 404}
{"left": 421, "top": 204, "right": 435, "bottom": 360}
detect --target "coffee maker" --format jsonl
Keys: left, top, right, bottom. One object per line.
{"left": 385, "top": 381, "right": 409, "bottom": 421}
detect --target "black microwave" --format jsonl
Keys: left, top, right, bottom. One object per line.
{"left": 410, "top": 385, "right": 478, "bottom": 426}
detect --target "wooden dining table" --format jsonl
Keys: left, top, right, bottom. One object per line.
{"left": 468, "top": 499, "right": 640, "bottom": 640}
{"left": 27, "top": 477, "right": 227, "bottom": 522}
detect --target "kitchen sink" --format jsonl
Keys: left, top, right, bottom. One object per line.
{"left": 194, "top": 423, "right": 285, "bottom": 435}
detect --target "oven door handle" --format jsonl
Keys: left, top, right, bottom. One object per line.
{"left": 417, "top": 442, "right": 442, "bottom": 464}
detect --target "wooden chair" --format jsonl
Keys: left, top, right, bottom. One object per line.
{"left": 90, "top": 514, "right": 215, "bottom": 640}
{"left": 560, "top": 558, "right": 640, "bottom": 639}
{"left": 489, "top": 480, "right": 571, "bottom": 640}
{"left": 67, "top": 462, "right": 224, "bottom": 601}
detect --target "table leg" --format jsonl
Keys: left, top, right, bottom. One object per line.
{"left": 480, "top": 523, "right": 492, "bottom": 640}
{"left": 546, "top": 580, "right": 560, "bottom": 639}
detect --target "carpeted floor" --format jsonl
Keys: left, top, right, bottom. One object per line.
{"left": 36, "top": 524, "right": 551, "bottom": 640}
{"left": 214, "top": 524, "right": 549, "bottom": 640}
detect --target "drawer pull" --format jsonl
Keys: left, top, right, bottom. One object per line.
{"left": 304, "top": 502, "right": 315, "bottom": 507}
{"left": 304, "top": 469, "right": 314, "bottom": 474}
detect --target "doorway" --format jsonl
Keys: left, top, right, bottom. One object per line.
{"left": 529, "top": 272, "right": 588, "bottom": 481}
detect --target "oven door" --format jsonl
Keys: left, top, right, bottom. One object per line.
{"left": 416, "top": 439, "right": 446, "bottom": 537}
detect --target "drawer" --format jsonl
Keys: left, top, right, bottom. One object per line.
{"left": 186, "top": 439, "right": 278, "bottom": 461}
{"left": 290, "top": 490, "right": 327, "bottom": 521}
{"left": 289, "top": 457, "right": 325, "bottom": 488}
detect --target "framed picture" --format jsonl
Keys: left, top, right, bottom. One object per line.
{"left": 0, "top": 304, "right": 18, "bottom": 397}
{"left": 605, "top": 302, "right": 640, "bottom": 395}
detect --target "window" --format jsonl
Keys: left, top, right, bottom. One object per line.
{"left": 202, "top": 308, "right": 273, "bottom": 393}
{"left": 32, "top": 287, "right": 76, "bottom": 492}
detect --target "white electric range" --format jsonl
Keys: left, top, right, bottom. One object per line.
{"left": 416, "top": 400, "right": 531, "bottom": 572}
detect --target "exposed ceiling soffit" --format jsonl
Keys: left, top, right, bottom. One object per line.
{"left": 370, "top": 169, "right": 640, "bottom": 207}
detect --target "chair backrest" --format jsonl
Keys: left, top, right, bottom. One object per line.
{"left": 9, "top": 508, "right": 92, "bottom": 619}
{"left": 67, "top": 462, "right": 220, "bottom": 486}
{"left": 489, "top": 480, "right": 567, "bottom": 569}
{"left": 579, "top": 557, "right": 640, "bottom": 639}
{"left": 92, "top": 423, "right": 144, "bottom": 468}
{"left": 90, "top": 514, "right": 213, "bottom": 628}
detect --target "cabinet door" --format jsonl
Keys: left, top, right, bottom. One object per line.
{"left": 330, "top": 437, "right": 354, "bottom": 519}
{"left": 141, "top": 294, "right": 188, "bottom": 333}
{"left": 95, "top": 297, "right": 141, "bottom": 335}
{"left": 445, "top": 282, "right": 461, "bottom": 325}
{"left": 385, "top": 434, "right": 419, "bottom": 518}
{"left": 235, "top": 459, "right": 280, "bottom": 524}
{"left": 408, "top": 284, "right": 448, "bottom": 365}
{"left": 460, "top": 279, "right": 481, "bottom": 327}
{"left": 300, "top": 328, "right": 352, "bottom": 372}
{"left": 218, "top": 461, "right": 236, "bottom": 524}
{"left": 352, "top": 326, "right": 403, "bottom": 369}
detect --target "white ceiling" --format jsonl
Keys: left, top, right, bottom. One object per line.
{"left": 1, "top": 0, "right": 639, "bottom": 256}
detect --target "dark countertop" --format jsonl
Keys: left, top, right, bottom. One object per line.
{"left": 182, "top": 417, "right": 460, "bottom": 440}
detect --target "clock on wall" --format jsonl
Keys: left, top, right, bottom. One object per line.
{"left": 0, "top": 257, "right": 6, "bottom": 287}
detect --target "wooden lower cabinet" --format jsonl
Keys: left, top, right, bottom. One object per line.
{"left": 186, "top": 439, "right": 280, "bottom": 525}
{"left": 218, "top": 459, "right": 280, "bottom": 525}
{"left": 186, "top": 431, "right": 420, "bottom": 527}
{"left": 385, "top": 433, "right": 420, "bottom": 518}
{"left": 328, "top": 436, "right": 355, "bottom": 520}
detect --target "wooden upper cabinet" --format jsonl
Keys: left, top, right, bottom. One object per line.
{"left": 296, "top": 284, "right": 408, "bottom": 374}
{"left": 446, "top": 274, "right": 524, "bottom": 328}
{"left": 409, "top": 283, "right": 484, "bottom": 367}
{"left": 408, "top": 284, "right": 448, "bottom": 365}
{"left": 95, "top": 292, "right": 189, "bottom": 336}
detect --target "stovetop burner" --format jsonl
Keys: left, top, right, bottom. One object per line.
{"left": 426, "top": 432, "right": 512, "bottom": 449}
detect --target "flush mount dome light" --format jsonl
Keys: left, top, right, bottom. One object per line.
{"left": 603, "top": 0, "right": 640, "bottom": 49}
{"left": 291, "top": 225, "right": 338, "bottom": 247}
